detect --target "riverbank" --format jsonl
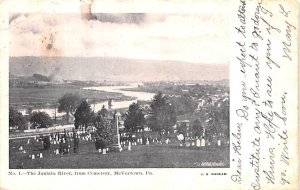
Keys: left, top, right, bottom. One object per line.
{"left": 9, "top": 83, "right": 155, "bottom": 118}
{"left": 9, "top": 85, "right": 133, "bottom": 110}
{"left": 82, "top": 83, "right": 155, "bottom": 110}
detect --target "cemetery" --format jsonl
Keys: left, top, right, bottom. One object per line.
{"left": 8, "top": 10, "right": 230, "bottom": 170}
{"left": 9, "top": 90, "right": 229, "bottom": 169}
{"left": 9, "top": 128, "right": 229, "bottom": 168}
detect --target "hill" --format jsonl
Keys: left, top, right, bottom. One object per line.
{"left": 9, "top": 56, "right": 229, "bottom": 82}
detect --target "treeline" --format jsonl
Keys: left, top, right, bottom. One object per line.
{"left": 9, "top": 91, "right": 229, "bottom": 145}
{"left": 9, "top": 108, "right": 53, "bottom": 131}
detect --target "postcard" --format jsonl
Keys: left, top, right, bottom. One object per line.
{"left": 0, "top": 0, "right": 298, "bottom": 189}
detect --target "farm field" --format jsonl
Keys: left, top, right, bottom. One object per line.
{"left": 9, "top": 86, "right": 128, "bottom": 106}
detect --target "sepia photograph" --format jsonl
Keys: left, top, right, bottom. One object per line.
{"left": 8, "top": 1, "right": 229, "bottom": 169}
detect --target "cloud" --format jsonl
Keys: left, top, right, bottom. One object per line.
{"left": 9, "top": 11, "right": 229, "bottom": 64}
{"left": 95, "top": 13, "right": 145, "bottom": 24}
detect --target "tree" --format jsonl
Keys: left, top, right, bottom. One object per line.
{"left": 43, "top": 136, "right": 51, "bottom": 150}
{"left": 124, "top": 103, "right": 145, "bottom": 135}
{"left": 219, "top": 103, "right": 230, "bottom": 138}
{"left": 9, "top": 107, "right": 27, "bottom": 131}
{"left": 205, "top": 107, "right": 221, "bottom": 141}
{"left": 149, "top": 92, "right": 177, "bottom": 140}
{"left": 205, "top": 104, "right": 229, "bottom": 140}
{"left": 192, "top": 119, "right": 203, "bottom": 138}
{"left": 93, "top": 110, "right": 114, "bottom": 148}
{"left": 74, "top": 100, "right": 92, "bottom": 130}
{"left": 26, "top": 107, "right": 33, "bottom": 115}
{"left": 29, "top": 111, "right": 53, "bottom": 128}
{"left": 169, "top": 95, "right": 198, "bottom": 115}
{"left": 178, "top": 122, "right": 187, "bottom": 135}
{"left": 99, "top": 105, "right": 108, "bottom": 117}
{"left": 58, "top": 93, "right": 81, "bottom": 122}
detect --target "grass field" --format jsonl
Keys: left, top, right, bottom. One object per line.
{"left": 9, "top": 86, "right": 128, "bottom": 106}
{"left": 9, "top": 136, "right": 229, "bottom": 169}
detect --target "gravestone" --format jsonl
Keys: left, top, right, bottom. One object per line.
{"left": 128, "top": 142, "right": 132, "bottom": 151}
{"left": 40, "top": 153, "right": 43, "bottom": 158}
{"left": 201, "top": 139, "right": 205, "bottom": 147}
{"left": 166, "top": 139, "right": 170, "bottom": 144}
{"left": 217, "top": 140, "right": 221, "bottom": 146}
{"left": 103, "top": 149, "right": 107, "bottom": 154}
{"left": 32, "top": 154, "right": 35, "bottom": 159}
{"left": 196, "top": 139, "right": 201, "bottom": 147}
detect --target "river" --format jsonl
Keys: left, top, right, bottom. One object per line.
{"left": 83, "top": 83, "right": 155, "bottom": 111}
{"left": 20, "top": 83, "right": 155, "bottom": 117}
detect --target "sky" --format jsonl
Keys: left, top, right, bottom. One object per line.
{"left": 9, "top": 2, "right": 229, "bottom": 64}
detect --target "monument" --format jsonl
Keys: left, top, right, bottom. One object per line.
{"left": 110, "top": 112, "right": 122, "bottom": 152}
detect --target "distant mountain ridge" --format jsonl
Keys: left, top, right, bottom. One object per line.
{"left": 9, "top": 56, "right": 229, "bottom": 82}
